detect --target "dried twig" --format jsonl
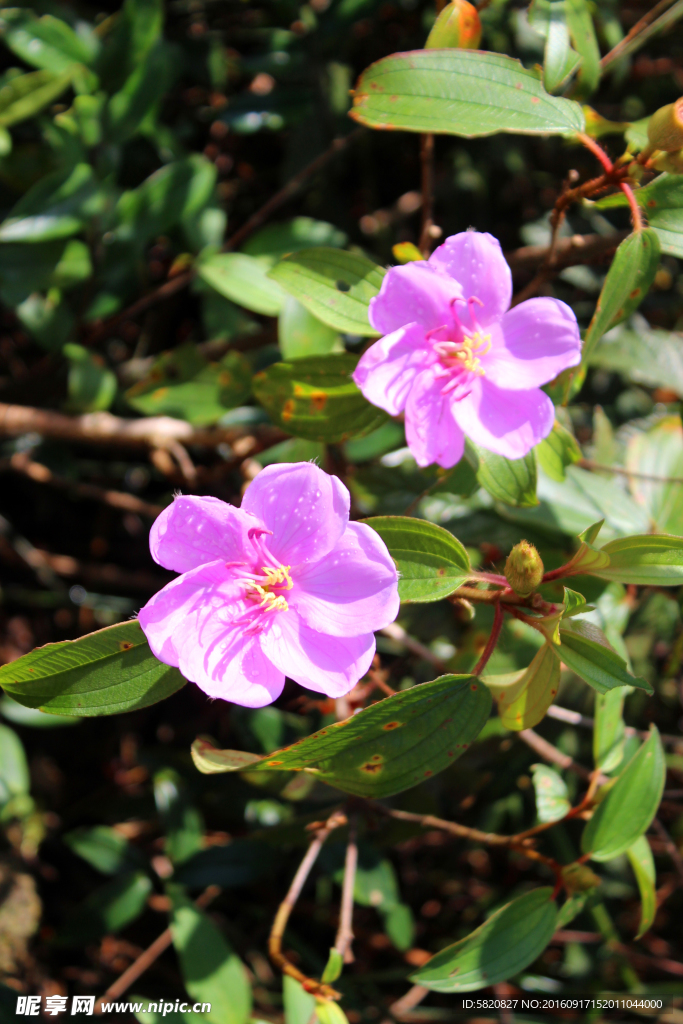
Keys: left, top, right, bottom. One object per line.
{"left": 93, "top": 886, "right": 221, "bottom": 1014}
{"left": 518, "top": 728, "right": 592, "bottom": 780}
{"left": 578, "top": 459, "right": 683, "bottom": 485}
{"left": 600, "top": 0, "right": 683, "bottom": 70}
{"left": 419, "top": 133, "right": 435, "bottom": 257}
{"left": 333, "top": 815, "right": 358, "bottom": 964}
{"left": 652, "top": 818, "right": 683, "bottom": 888}
{"left": 268, "top": 810, "right": 347, "bottom": 1000}
{"left": 0, "top": 452, "right": 164, "bottom": 519}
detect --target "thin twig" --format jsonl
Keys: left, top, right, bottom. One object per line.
{"left": 334, "top": 816, "right": 358, "bottom": 964}
{"left": 93, "top": 886, "right": 221, "bottom": 1014}
{"left": 600, "top": 0, "right": 683, "bottom": 70}
{"left": 518, "top": 728, "right": 592, "bottom": 780}
{"left": 380, "top": 623, "right": 446, "bottom": 671}
{"left": 0, "top": 453, "right": 164, "bottom": 519}
{"left": 546, "top": 703, "right": 682, "bottom": 747}
{"left": 268, "top": 810, "right": 347, "bottom": 1000}
{"left": 578, "top": 459, "right": 683, "bottom": 485}
{"left": 88, "top": 131, "right": 362, "bottom": 342}
{"left": 389, "top": 985, "right": 431, "bottom": 1018}
{"left": 505, "top": 231, "right": 629, "bottom": 277}
{"left": 419, "top": 133, "right": 435, "bottom": 257}
{"left": 620, "top": 182, "right": 645, "bottom": 231}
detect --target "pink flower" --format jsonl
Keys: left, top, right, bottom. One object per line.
{"left": 353, "top": 230, "right": 582, "bottom": 468}
{"left": 138, "top": 463, "right": 399, "bottom": 708}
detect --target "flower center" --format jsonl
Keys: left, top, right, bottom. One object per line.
{"left": 242, "top": 564, "right": 293, "bottom": 614}
{"left": 427, "top": 295, "right": 491, "bottom": 400}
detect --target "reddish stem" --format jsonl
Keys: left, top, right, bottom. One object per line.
{"left": 577, "top": 133, "right": 614, "bottom": 174}
{"left": 620, "top": 182, "right": 644, "bottom": 231}
{"left": 474, "top": 599, "right": 504, "bottom": 676}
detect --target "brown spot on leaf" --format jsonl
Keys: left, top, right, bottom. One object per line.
{"left": 266, "top": 760, "right": 283, "bottom": 766}
{"left": 383, "top": 721, "right": 401, "bottom": 730}
{"left": 310, "top": 391, "right": 327, "bottom": 413}
{"left": 424, "top": 770, "right": 433, "bottom": 777}
{"left": 470, "top": 683, "right": 477, "bottom": 691}
{"left": 119, "top": 641, "right": 134, "bottom": 651}
{"left": 361, "top": 762, "right": 383, "bottom": 774}
{"left": 282, "top": 399, "right": 295, "bottom": 423}
{"left": 647, "top": 199, "right": 657, "bottom": 207}
{"left": 531, "top": 96, "right": 540, "bottom": 103}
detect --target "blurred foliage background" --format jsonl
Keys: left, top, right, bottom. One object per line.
{"left": 1, "top": 0, "right": 683, "bottom": 1020}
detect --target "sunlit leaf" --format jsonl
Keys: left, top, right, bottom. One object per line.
{"left": 361, "top": 516, "right": 471, "bottom": 602}
{"left": 556, "top": 619, "right": 652, "bottom": 694}
{"left": 483, "top": 643, "right": 560, "bottom": 731}
{"left": 531, "top": 763, "right": 571, "bottom": 823}
{"left": 627, "top": 835, "right": 656, "bottom": 939}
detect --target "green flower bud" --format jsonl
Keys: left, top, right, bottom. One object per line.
{"left": 504, "top": 540, "right": 544, "bottom": 596}
{"left": 647, "top": 98, "right": 683, "bottom": 152}
{"left": 652, "top": 147, "right": 683, "bottom": 174}
{"left": 425, "top": 0, "right": 482, "bottom": 50}
{"left": 561, "top": 861, "right": 601, "bottom": 895}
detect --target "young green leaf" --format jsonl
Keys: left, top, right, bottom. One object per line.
{"left": 0, "top": 621, "right": 186, "bottom": 717}
{"left": 410, "top": 887, "right": 557, "bottom": 991}
{"left": 192, "top": 675, "right": 492, "bottom": 798}
{"left": 154, "top": 769, "right": 204, "bottom": 866}
{"left": 198, "top": 252, "right": 286, "bottom": 317}
{"left": 529, "top": 0, "right": 582, "bottom": 94}
{"left": 321, "top": 949, "right": 344, "bottom": 984}
{"left": 0, "top": 724, "right": 29, "bottom": 804}
{"left": 594, "top": 535, "right": 683, "bottom": 586}
{"left": 168, "top": 883, "right": 252, "bottom": 1024}
{"left": 64, "top": 826, "right": 146, "bottom": 876}
{"left": 105, "top": 40, "right": 176, "bottom": 143}
{"left": 253, "top": 354, "right": 386, "bottom": 443}
{"left": 531, "top": 764, "right": 571, "bottom": 823}
{"left": 627, "top": 835, "right": 656, "bottom": 939}
{"left": 0, "top": 163, "right": 106, "bottom": 243}
{"left": 623, "top": 415, "right": 683, "bottom": 535}
{"left": 582, "top": 727, "right": 665, "bottom": 861}
{"left": 0, "top": 10, "right": 98, "bottom": 73}
{"left": 116, "top": 156, "right": 217, "bottom": 249}
{"left": 361, "top": 516, "right": 471, "bottom": 602}
{"left": 555, "top": 892, "right": 592, "bottom": 929}
{"left": 0, "top": 69, "right": 73, "bottom": 128}
{"left": 565, "top": 0, "right": 601, "bottom": 97}
{"left": 350, "top": 50, "right": 585, "bottom": 137}
{"left": 316, "top": 1003, "right": 350, "bottom": 1024}
{"left": 581, "top": 230, "right": 660, "bottom": 365}
{"left": 278, "top": 297, "right": 342, "bottom": 360}
{"left": 468, "top": 444, "right": 538, "bottom": 508}
{"left": 57, "top": 871, "right": 152, "bottom": 946}
{"left": 593, "top": 687, "right": 627, "bottom": 773}
{"left": 556, "top": 619, "right": 652, "bottom": 694}
{"left": 268, "top": 248, "right": 385, "bottom": 336}
{"left": 535, "top": 420, "right": 582, "bottom": 482}
{"left": 283, "top": 976, "right": 316, "bottom": 1024}
{"left": 483, "top": 643, "right": 560, "bottom": 731}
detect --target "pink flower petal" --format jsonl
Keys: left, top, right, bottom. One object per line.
{"left": 352, "top": 323, "right": 434, "bottom": 416}
{"left": 139, "top": 560, "right": 285, "bottom": 707}
{"left": 404, "top": 367, "right": 466, "bottom": 468}
{"left": 484, "top": 298, "right": 582, "bottom": 390}
{"left": 292, "top": 522, "right": 399, "bottom": 637}
{"left": 260, "top": 609, "right": 375, "bottom": 697}
{"left": 242, "top": 462, "right": 349, "bottom": 568}
{"left": 429, "top": 231, "right": 512, "bottom": 327}
{"left": 149, "top": 495, "right": 261, "bottom": 574}
{"left": 369, "top": 262, "right": 464, "bottom": 335}
{"left": 454, "top": 377, "right": 554, "bottom": 459}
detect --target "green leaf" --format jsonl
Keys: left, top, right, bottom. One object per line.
{"left": 593, "top": 687, "right": 627, "bottom": 773}
{"left": 411, "top": 887, "right": 557, "bottom": 991}
{"left": 562, "top": 586, "right": 592, "bottom": 617}
{"left": 192, "top": 674, "right": 492, "bottom": 798}
{"left": 590, "top": 320, "right": 683, "bottom": 399}
{"left": 531, "top": 763, "right": 571, "bottom": 823}
{"left": 529, "top": 0, "right": 582, "bottom": 94}
{"left": 0, "top": 620, "right": 186, "bottom": 717}
{"left": 268, "top": 248, "right": 385, "bottom": 336}
{"left": 125, "top": 346, "right": 251, "bottom": 426}
{"left": 350, "top": 50, "right": 585, "bottom": 137}
{"left": 0, "top": 694, "right": 79, "bottom": 728}
{"left": 0, "top": 10, "right": 98, "bottom": 73}
{"left": 627, "top": 835, "right": 656, "bottom": 940}
{"left": 64, "top": 826, "right": 146, "bottom": 876}
{"left": 483, "top": 643, "right": 560, "bottom": 731}
{"left": 384, "top": 902, "right": 416, "bottom": 951}
{"left": 154, "top": 769, "right": 204, "bottom": 866}
{"left": 243, "top": 216, "right": 347, "bottom": 259}
{"left": 105, "top": 39, "right": 176, "bottom": 143}
{"left": 198, "top": 252, "right": 286, "bottom": 317}
{"left": 555, "top": 892, "right": 591, "bottom": 929}
{"left": 623, "top": 415, "right": 683, "bottom": 535}
{"left": 283, "top": 976, "right": 316, "bottom": 1024}
{"left": 0, "top": 724, "right": 29, "bottom": 802}
{"left": 565, "top": 0, "right": 601, "bottom": 97}
{"left": 278, "top": 297, "right": 342, "bottom": 360}
{"left": 361, "top": 516, "right": 470, "bottom": 603}
{"left": 582, "top": 726, "right": 665, "bottom": 861}
{"left": 174, "top": 841, "right": 270, "bottom": 890}
{"left": 16, "top": 291, "right": 74, "bottom": 352}
{"left": 594, "top": 174, "right": 683, "bottom": 259}
{"left": 316, "top": 1004, "right": 349, "bottom": 1024}
{"left": 581, "top": 230, "right": 661, "bottom": 365}
{"left": 0, "top": 68, "right": 72, "bottom": 128}
{"left": 594, "top": 535, "right": 683, "bottom": 586}
{"left": 321, "top": 948, "right": 344, "bottom": 984}
{"left": 57, "top": 871, "right": 152, "bottom": 946}
{"left": 168, "top": 883, "right": 252, "bottom": 1024}
{"left": 469, "top": 444, "right": 538, "bottom": 508}
{"left": 252, "top": 353, "right": 386, "bottom": 443}
{"left": 556, "top": 619, "right": 652, "bottom": 694}
{"left": 116, "top": 156, "right": 217, "bottom": 248}
{"left": 535, "top": 420, "right": 582, "bottom": 482}
{"left": 0, "top": 163, "right": 106, "bottom": 243}
{"left": 64, "top": 342, "right": 117, "bottom": 413}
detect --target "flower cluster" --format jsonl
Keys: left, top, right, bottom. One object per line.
{"left": 353, "top": 230, "right": 582, "bottom": 468}
{"left": 139, "top": 462, "right": 399, "bottom": 707}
